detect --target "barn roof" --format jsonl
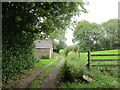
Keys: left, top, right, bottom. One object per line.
{"left": 34, "top": 40, "right": 52, "bottom": 49}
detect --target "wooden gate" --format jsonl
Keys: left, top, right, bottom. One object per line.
{"left": 87, "top": 51, "right": 120, "bottom": 69}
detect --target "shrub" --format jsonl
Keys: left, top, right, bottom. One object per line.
{"left": 2, "top": 33, "right": 36, "bottom": 82}
{"left": 53, "top": 49, "right": 60, "bottom": 53}
{"left": 63, "top": 45, "right": 79, "bottom": 56}
{"left": 41, "top": 56, "right": 49, "bottom": 59}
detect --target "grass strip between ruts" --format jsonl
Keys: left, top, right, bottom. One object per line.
{"left": 29, "top": 57, "right": 62, "bottom": 88}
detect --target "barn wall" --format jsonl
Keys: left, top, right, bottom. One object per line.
{"left": 49, "top": 47, "right": 53, "bottom": 58}
{"left": 34, "top": 48, "right": 50, "bottom": 59}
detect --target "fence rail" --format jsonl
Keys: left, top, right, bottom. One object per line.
{"left": 91, "top": 59, "right": 120, "bottom": 61}
{"left": 91, "top": 64, "right": 120, "bottom": 67}
{"left": 87, "top": 51, "right": 120, "bottom": 69}
{"left": 91, "top": 54, "right": 120, "bottom": 56}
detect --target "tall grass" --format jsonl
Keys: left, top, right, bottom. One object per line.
{"left": 59, "top": 49, "right": 120, "bottom": 88}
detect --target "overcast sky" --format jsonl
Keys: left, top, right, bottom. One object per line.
{"left": 65, "top": 0, "right": 120, "bottom": 46}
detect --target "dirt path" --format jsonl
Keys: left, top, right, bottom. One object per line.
{"left": 11, "top": 56, "right": 59, "bottom": 88}
{"left": 40, "top": 56, "right": 64, "bottom": 88}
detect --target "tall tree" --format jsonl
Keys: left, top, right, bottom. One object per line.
{"left": 101, "top": 19, "right": 120, "bottom": 49}
{"left": 73, "top": 20, "right": 102, "bottom": 51}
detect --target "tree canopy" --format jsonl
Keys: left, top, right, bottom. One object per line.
{"left": 73, "top": 20, "right": 102, "bottom": 51}
{"left": 3, "top": 2, "right": 87, "bottom": 39}
{"left": 101, "top": 19, "right": 120, "bottom": 49}
{"left": 73, "top": 19, "right": 119, "bottom": 52}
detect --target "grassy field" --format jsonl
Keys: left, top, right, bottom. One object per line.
{"left": 91, "top": 49, "right": 119, "bottom": 60}
{"left": 91, "top": 50, "right": 119, "bottom": 70}
{"left": 59, "top": 49, "right": 120, "bottom": 88}
{"left": 76, "top": 49, "right": 119, "bottom": 69}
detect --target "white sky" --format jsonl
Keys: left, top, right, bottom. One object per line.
{"left": 65, "top": 0, "right": 120, "bottom": 46}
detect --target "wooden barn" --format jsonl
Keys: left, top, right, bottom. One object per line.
{"left": 34, "top": 40, "right": 53, "bottom": 59}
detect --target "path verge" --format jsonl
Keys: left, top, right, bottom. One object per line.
{"left": 11, "top": 56, "right": 59, "bottom": 88}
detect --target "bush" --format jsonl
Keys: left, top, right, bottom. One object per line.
{"left": 2, "top": 33, "right": 36, "bottom": 82}
{"left": 35, "top": 58, "right": 41, "bottom": 63}
{"left": 41, "top": 56, "right": 49, "bottom": 59}
{"left": 53, "top": 49, "right": 60, "bottom": 53}
{"left": 63, "top": 45, "right": 79, "bottom": 56}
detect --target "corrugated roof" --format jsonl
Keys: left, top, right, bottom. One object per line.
{"left": 34, "top": 40, "right": 52, "bottom": 49}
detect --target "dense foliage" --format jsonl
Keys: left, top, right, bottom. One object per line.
{"left": 73, "top": 19, "right": 120, "bottom": 52}
{"left": 2, "top": 2, "right": 86, "bottom": 81}
{"left": 63, "top": 45, "right": 79, "bottom": 56}
{"left": 101, "top": 19, "right": 120, "bottom": 50}
{"left": 53, "top": 40, "right": 67, "bottom": 53}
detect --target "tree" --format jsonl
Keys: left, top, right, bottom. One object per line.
{"left": 53, "top": 40, "right": 67, "bottom": 53}
{"left": 3, "top": 2, "right": 86, "bottom": 38}
{"left": 73, "top": 20, "right": 102, "bottom": 52}
{"left": 101, "top": 19, "right": 120, "bottom": 49}
{"left": 48, "top": 29, "right": 67, "bottom": 53}
{"left": 2, "top": 2, "right": 87, "bottom": 81}
{"left": 58, "top": 40, "right": 67, "bottom": 49}
{"left": 63, "top": 45, "right": 79, "bottom": 56}
{"left": 73, "top": 19, "right": 120, "bottom": 52}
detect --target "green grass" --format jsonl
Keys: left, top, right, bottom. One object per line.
{"left": 73, "top": 49, "right": 120, "bottom": 70}
{"left": 90, "top": 50, "right": 120, "bottom": 67}
{"left": 22, "top": 58, "right": 55, "bottom": 75}
{"left": 3, "top": 58, "right": 55, "bottom": 88}
{"left": 59, "top": 49, "right": 64, "bottom": 53}
{"left": 54, "top": 50, "right": 65, "bottom": 57}
{"left": 91, "top": 49, "right": 119, "bottom": 54}
{"left": 29, "top": 57, "right": 62, "bottom": 88}
{"left": 59, "top": 49, "right": 120, "bottom": 88}
{"left": 78, "top": 49, "right": 119, "bottom": 69}
{"left": 60, "top": 75, "right": 120, "bottom": 88}
{"left": 53, "top": 52, "right": 60, "bottom": 57}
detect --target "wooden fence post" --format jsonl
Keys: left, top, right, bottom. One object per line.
{"left": 88, "top": 51, "right": 91, "bottom": 69}
{"left": 79, "top": 51, "right": 80, "bottom": 58}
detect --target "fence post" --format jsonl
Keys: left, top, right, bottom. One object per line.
{"left": 78, "top": 51, "right": 80, "bottom": 58}
{"left": 88, "top": 51, "right": 91, "bottom": 69}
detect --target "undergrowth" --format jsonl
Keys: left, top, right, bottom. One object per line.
{"left": 59, "top": 50, "right": 120, "bottom": 88}
{"left": 2, "top": 58, "right": 55, "bottom": 88}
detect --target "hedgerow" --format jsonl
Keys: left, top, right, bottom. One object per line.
{"left": 2, "top": 33, "right": 35, "bottom": 81}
